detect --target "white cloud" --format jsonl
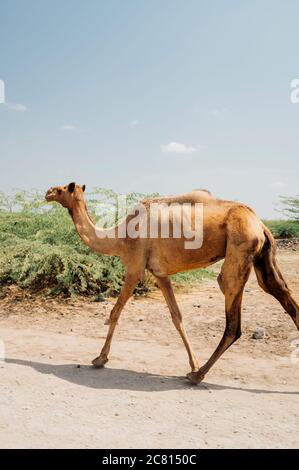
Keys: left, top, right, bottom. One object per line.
{"left": 61, "top": 124, "right": 76, "bottom": 131}
{"left": 7, "top": 103, "right": 28, "bottom": 112}
{"left": 160, "top": 142, "right": 197, "bottom": 154}
{"left": 129, "top": 119, "right": 140, "bottom": 128}
{"left": 270, "top": 181, "right": 287, "bottom": 189}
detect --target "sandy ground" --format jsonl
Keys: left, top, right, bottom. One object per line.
{"left": 0, "top": 248, "right": 299, "bottom": 449}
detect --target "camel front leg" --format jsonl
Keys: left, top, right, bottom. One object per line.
{"left": 155, "top": 276, "right": 199, "bottom": 372}
{"left": 92, "top": 272, "right": 141, "bottom": 367}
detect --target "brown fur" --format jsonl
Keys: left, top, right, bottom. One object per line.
{"left": 45, "top": 183, "right": 299, "bottom": 384}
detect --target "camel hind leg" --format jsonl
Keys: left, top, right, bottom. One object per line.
{"left": 254, "top": 243, "right": 299, "bottom": 329}
{"left": 187, "top": 205, "right": 268, "bottom": 384}
{"left": 187, "top": 236, "right": 256, "bottom": 384}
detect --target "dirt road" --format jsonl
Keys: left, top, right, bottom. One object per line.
{"left": 0, "top": 249, "right": 298, "bottom": 448}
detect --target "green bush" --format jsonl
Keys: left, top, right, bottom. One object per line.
{"left": 0, "top": 212, "right": 125, "bottom": 297}
{"left": 263, "top": 220, "right": 299, "bottom": 239}
{"left": 279, "top": 195, "right": 299, "bottom": 221}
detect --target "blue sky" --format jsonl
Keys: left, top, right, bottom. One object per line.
{"left": 0, "top": 0, "right": 298, "bottom": 217}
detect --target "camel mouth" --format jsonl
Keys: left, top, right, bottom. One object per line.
{"left": 45, "top": 190, "right": 55, "bottom": 201}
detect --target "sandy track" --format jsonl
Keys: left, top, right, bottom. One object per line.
{"left": 0, "top": 250, "right": 299, "bottom": 448}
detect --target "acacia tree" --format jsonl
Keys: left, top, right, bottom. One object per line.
{"left": 280, "top": 195, "right": 299, "bottom": 221}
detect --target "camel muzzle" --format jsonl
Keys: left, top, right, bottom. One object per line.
{"left": 45, "top": 189, "right": 55, "bottom": 201}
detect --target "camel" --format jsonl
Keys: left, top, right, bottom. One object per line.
{"left": 45, "top": 182, "right": 299, "bottom": 384}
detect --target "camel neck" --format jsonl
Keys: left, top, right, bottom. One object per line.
{"left": 70, "top": 201, "right": 123, "bottom": 256}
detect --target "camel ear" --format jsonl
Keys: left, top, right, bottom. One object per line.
{"left": 68, "top": 182, "right": 76, "bottom": 193}
{"left": 82, "top": 184, "right": 86, "bottom": 192}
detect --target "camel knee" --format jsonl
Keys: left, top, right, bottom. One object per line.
{"left": 108, "top": 305, "right": 122, "bottom": 321}
{"left": 225, "top": 319, "right": 241, "bottom": 344}
{"left": 224, "top": 330, "right": 241, "bottom": 349}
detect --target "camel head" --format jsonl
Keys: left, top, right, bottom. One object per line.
{"left": 45, "top": 182, "right": 86, "bottom": 208}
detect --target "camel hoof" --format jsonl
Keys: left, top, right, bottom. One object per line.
{"left": 92, "top": 356, "right": 108, "bottom": 368}
{"left": 104, "top": 318, "right": 110, "bottom": 325}
{"left": 186, "top": 371, "right": 205, "bottom": 385}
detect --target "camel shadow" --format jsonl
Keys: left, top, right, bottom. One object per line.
{"left": 5, "top": 358, "right": 299, "bottom": 395}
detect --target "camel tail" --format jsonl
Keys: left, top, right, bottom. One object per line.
{"left": 253, "top": 225, "right": 299, "bottom": 328}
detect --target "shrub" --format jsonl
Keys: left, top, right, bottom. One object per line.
{"left": 264, "top": 220, "right": 299, "bottom": 239}
{"left": 279, "top": 195, "right": 299, "bottom": 221}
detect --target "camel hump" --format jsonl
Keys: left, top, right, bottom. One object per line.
{"left": 192, "top": 188, "right": 212, "bottom": 194}
{"left": 191, "top": 188, "right": 215, "bottom": 199}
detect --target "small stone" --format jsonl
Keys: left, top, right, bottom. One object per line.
{"left": 138, "top": 317, "right": 144, "bottom": 321}
{"left": 252, "top": 328, "right": 266, "bottom": 340}
{"left": 193, "top": 304, "right": 201, "bottom": 308}
{"left": 76, "top": 364, "right": 81, "bottom": 368}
